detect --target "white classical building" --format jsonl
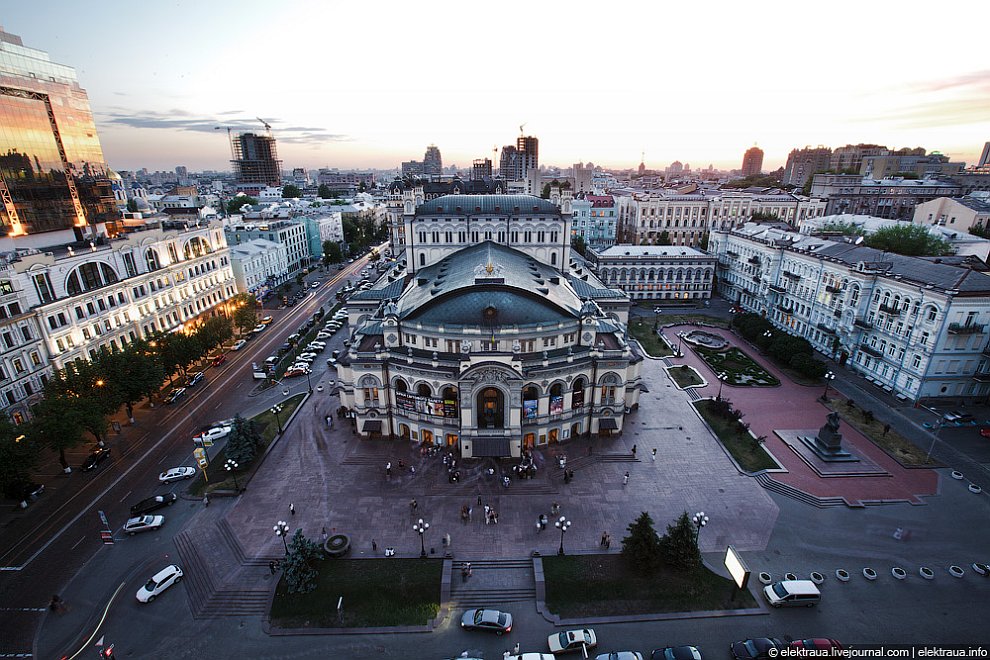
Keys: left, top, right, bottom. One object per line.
{"left": 224, "top": 219, "right": 309, "bottom": 273}
{"left": 587, "top": 245, "right": 716, "bottom": 302}
{"left": 228, "top": 238, "right": 290, "bottom": 295}
{"left": 0, "top": 280, "right": 50, "bottom": 424}
{"left": 710, "top": 223, "right": 990, "bottom": 403}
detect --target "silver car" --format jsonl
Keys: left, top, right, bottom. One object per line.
{"left": 123, "top": 515, "right": 165, "bottom": 535}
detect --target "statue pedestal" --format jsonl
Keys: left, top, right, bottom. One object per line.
{"left": 799, "top": 435, "right": 859, "bottom": 462}
{"left": 775, "top": 430, "right": 888, "bottom": 477}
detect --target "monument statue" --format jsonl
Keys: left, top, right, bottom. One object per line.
{"left": 801, "top": 410, "right": 858, "bottom": 462}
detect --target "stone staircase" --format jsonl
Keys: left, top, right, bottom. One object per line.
{"left": 448, "top": 558, "right": 536, "bottom": 608}
{"left": 754, "top": 472, "right": 847, "bottom": 508}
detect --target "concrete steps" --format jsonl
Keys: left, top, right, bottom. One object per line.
{"left": 755, "top": 473, "right": 846, "bottom": 508}
{"left": 448, "top": 558, "right": 536, "bottom": 606}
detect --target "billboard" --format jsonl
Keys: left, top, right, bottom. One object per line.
{"left": 523, "top": 399, "right": 538, "bottom": 420}
{"left": 549, "top": 395, "right": 563, "bottom": 416}
{"left": 395, "top": 392, "right": 458, "bottom": 418}
{"left": 724, "top": 545, "right": 750, "bottom": 590}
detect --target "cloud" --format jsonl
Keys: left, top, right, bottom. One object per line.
{"left": 907, "top": 70, "right": 990, "bottom": 95}
{"left": 96, "top": 108, "right": 349, "bottom": 144}
{"left": 857, "top": 69, "right": 990, "bottom": 130}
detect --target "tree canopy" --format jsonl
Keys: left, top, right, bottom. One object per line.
{"left": 864, "top": 224, "right": 953, "bottom": 257}
{"left": 281, "top": 184, "right": 302, "bottom": 199}
{"left": 227, "top": 195, "right": 257, "bottom": 215}
{"left": 283, "top": 529, "right": 323, "bottom": 594}
{"left": 225, "top": 414, "right": 265, "bottom": 465}
{"left": 317, "top": 184, "right": 335, "bottom": 199}
{"left": 621, "top": 511, "right": 663, "bottom": 572}
{"left": 571, "top": 235, "right": 587, "bottom": 257}
{"left": 658, "top": 511, "right": 702, "bottom": 570}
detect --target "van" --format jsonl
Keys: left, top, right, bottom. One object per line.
{"left": 264, "top": 355, "right": 279, "bottom": 367}
{"left": 763, "top": 580, "right": 820, "bottom": 608}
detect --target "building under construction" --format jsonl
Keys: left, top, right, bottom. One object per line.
{"left": 232, "top": 132, "right": 282, "bottom": 187}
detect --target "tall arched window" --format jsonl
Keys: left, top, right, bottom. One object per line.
{"left": 416, "top": 383, "right": 432, "bottom": 397}
{"left": 572, "top": 377, "right": 586, "bottom": 408}
{"left": 145, "top": 248, "right": 161, "bottom": 272}
{"left": 394, "top": 378, "right": 408, "bottom": 393}
{"left": 65, "top": 262, "right": 119, "bottom": 296}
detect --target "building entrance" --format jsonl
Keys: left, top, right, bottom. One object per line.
{"left": 476, "top": 387, "right": 505, "bottom": 429}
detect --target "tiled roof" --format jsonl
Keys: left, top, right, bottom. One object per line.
{"left": 813, "top": 243, "right": 990, "bottom": 293}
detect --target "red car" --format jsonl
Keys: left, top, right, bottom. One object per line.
{"left": 212, "top": 354, "right": 227, "bottom": 367}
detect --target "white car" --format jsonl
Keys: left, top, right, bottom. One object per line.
{"left": 316, "top": 332, "right": 332, "bottom": 340}
{"left": 297, "top": 352, "right": 318, "bottom": 361}
{"left": 231, "top": 339, "right": 248, "bottom": 351}
{"left": 136, "top": 564, "right": 183, "bottom": 603}
{"left": 159, "top": 466, "right": 196, "bottom": 483}
{"left": 308, "top": 342, "right": 326, "bottom": 351}
{"left": 193, "top": 426, "right": 231, "bottom": 445}
{"left": 123, "top": 515, "right": 165, "bottom": 536}
{"left": 549, "top": 629, "right": 597, "bottom": 654}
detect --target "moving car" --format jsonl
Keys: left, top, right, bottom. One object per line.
{"left": 211, "top": 354, "right": 227, "bottom": 367}
{"left": 549, "top": 629, "right": 597, "bottom": 654}
{"left": 730, "top": 639, "right": 785, "bottom": 660}
{"left": 136, "top": 564, "right": 183, "bottom": 603}
{"left": 311, "top": 281, "right": 321, "bottom": 288}
{"left": 652, "top": 647, "right": 702, "bottom": 660}
{"left": 6, "top": 480, "right": 44, "bottom": 505}
{"left": 185, "top": 371, "right": 205, "bottom": 387}
{"left": 763, "top": 579, "right": 820, "bottom": 607}
{"left": 231, "top": 339, "right": 248, "bottom": 351}
{"left": 260, "top": 315, "right": 274, "bottom": 325}
{"left": 193, "top": 425, "right": 231, "bottom": 445}
{"left": 130, "top": 493, "right": 177, "bottom": 516}
{"left": 460, "top": 608, "right": 513, "bottom": 635}
{"left": 158, "top": 466, "right": 196, "bottom": 483}
{"left": 284, "top": 366, "right": 311, "bottom": 377}
{"left": 123, "top": 515, "right": 165, "bottom": 535}
{"left": 164, "top": 388, "right": 187, "bottom": 404}
{"left": 81, "top": 446, "right": 111, "bottom": 471}
{"left": 789, "top": 640, "right": 843, "bottom": 652}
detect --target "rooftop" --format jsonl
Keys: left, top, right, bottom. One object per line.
{"left": 414, "top": 194, "right": 560, "bottom": 216}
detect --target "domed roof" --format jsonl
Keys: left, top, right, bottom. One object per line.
{"left": 108, "top": 169, "right": 122, "bottom": 181}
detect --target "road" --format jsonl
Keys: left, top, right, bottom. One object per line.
{"left": 0, "top": 250, "right": 379, "bottom": 657}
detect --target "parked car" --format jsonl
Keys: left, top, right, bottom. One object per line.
{"left": 164, "top": 388, "right": 187, "bottom": 405}
{"left": 130, "top": 493, "right": 177, "bottom": 516}
{"left": 158, "top": 466, "right": 196, "bottom": 483}
{"left": 284, "top": 366, "right": 311, "bottom": 377}
{"left": 211, "top": 354, "right": 227, "bottom": 367}
{"left": 460, "top": 608, "right": 513, "bottom": 635}
{"left": 316, "top": 332, "right": 332, "bottom": 340}
{"left": 943, "top": 410, "right": 975, "bottom": 423}
{"left": 789, "top": 640, "right": 843, "bottom": 652}
{"left": 251, "top": 324, "right": 267, "bottom": 334}
{"left": 260, "top": 315, "right": 274, "bottom": 325}
{"left": 6, "top": 480, "right": 44, "bottom": 504}
{"left": 185, "top": 371, "right": 205, "bottom": 387}
{"left": 193, "top": 426, "right": 231, "bottom": 445}
{"left": 598, "top": 653, "right": 645, "bottom": 660}
{"left": 505, "top": 655, "right": 555, "bottom": 660}
{"left": 981, "top": 427, "right": 990, "bottom": 438}
{"left": 297, "top": 352, "right": 318, "bottom": 362}
{"left": 652, "top": 647, "right": 702, "bottom": 660}
{"left": 307, "top": 342, "right": 326, "bottom": 351}
{"left": 311, "top": 281, "right": 321, "bottom": 288}
{"left": 287, "top": 333, "right": 301, "bottom": 344}
{"left": 231, "top": 339, "right": 248, "bottom": 351}
{"left": 81, "top": 446, "right": 111, "bottom": 472}
{"left": 136, "top": 564, "right": 183, "bottom": 603}
{"left": 730, "top": 639, "right": 785, "bottom": 660}
{"left": 123, "top": 515, "right": 165, "bottom": 535}
{"left": 549, "top": 629, "right": 597, "bottom": 654}
{"left": 331, "top": 350, "right": 340, "bottom": 359}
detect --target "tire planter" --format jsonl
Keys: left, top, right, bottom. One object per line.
{"left": 863, "top": 568, "right": 877, "bottom": 581}
{"left": 317, "top": 385, "right": 324, "bottom": 392}
{"left": 758, "top": 572, "right": 772, "bottom": 585}
{"left": 784, "top": 572, "right": 798, "bottom": 581}
{"left": 972, "top": 563, "right": 989, "bottom": 576}
{"left": 836, "top": 569, "right": 850, "bottom": 582}
{"left": 891, "top": 567, "right": 907, "bottom": 580}
{"left": 949, "top": 565, "right": 965, "bottom": 578}
{"left": 950, "top": 471, "right": 964, "bottom": 480}
{"left": 968, "top": 484, "right": 983, "bottom": 494}
{"left": 920, "top": 567, "right": 935, "bottom": 580}
{"left": 324, "top": 533, "right": 351, "bottom": 558}
{"left": 810, "top": 572, "right": 825, "bottom": 585}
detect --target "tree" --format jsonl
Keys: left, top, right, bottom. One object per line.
{"left": 158, "top": 332, "right": 201, "bottom": 379}
{"left": 657, "top": 231, "right": 672, "bottom": 245}
{"left": 358, "top": 181, "right": 367, "bottom": 193}
{"left": 225, "top": 414, "right": 265, "bottom": 465}
{"left": 126, "top": 198, "right": 139, "bottom": 213}
{"left": 318, "top": 184, "right": 334, "bottom": 199}
{"left": 571, "top": 235, "right": 587, "bottom": 257}
{"left": 282, "top": 529, "right": 323, "bottom": 594}
{"left": 295, "top": 272, "right": 305, "bottom": 287}
{"left": 621, "top": 511, "right": 663, "bottom": 572}
{"left": 0, "top": 417, "right": 40, "bottom": 497}
{"left": 322, "top": 240, "right": 343, "bottom": 264}
{"left": 541, "top": 183, "right": 551, "bottom": 199}
{"left": 864, "top": 224, "right": 953, "bottom": 257}
{"left": 658, "top": 511, "right": 702, "bottom": 570}
{"left": 226, "top": 195, "right": 257, "bottom": 215}
{"left": 29, "top": 394, "right": 92, "bottom": 472}
{"left": 230, "top": 293, "right": 259, "bottom": 334}
{"left": 281, "top": 184, "right": 302, "bottom": 199}
{"left": 698, "top": 232, "right": 710, "bottom": 251}
{"left": 194, "top": 316, "right": 233, "bottom": 354}
{"left": 96, "top": 342, "right": 164, "bottom": 422}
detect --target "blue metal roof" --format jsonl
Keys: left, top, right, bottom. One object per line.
{"left": 414, "top": 194, "right": 560, "bottom": 216}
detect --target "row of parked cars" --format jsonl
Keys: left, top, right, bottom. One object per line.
{"left": 283, "top": 309, "right": 346, "bottom": 377}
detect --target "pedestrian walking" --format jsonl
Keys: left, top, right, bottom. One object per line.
{"left": 289, "top": 503, "right": 295, "bottom": 516}
{"left": 623, "top": 471, "right": 629, "bottom": 486}
{"left": 410, "top": 498, "right": 418, "bottom": 511}
{"left": 631, "top": 444, "right": 637, "bottom": 455}
{"left": 326, "top": 415, "right": 331, "bottom": 428}
{"left": 203, "top": 495, "right": 209, "bottom": 507}
{"left": 322, "top": 527, "right": 329, "bottom": 542}
{"left": 386, "top": 461, "right": 392, "bottom": 477}
{"left": 468, "top": 506, "right": 473, "bottom": 521}
{"left": 444, "top": 532, "right": 451, "bottom": 547}
{"left": 601, "top": 531, "right": 607, "bottom": 547}
{"left": 883, "top": 423, "right": 891, "bottom": 437}
{"left": 484, "top": 505, "right": 491, "bottom": 524}
{"left": 269, "top": 561, "right": 277, "bottom": 575}
{"left": 605, "top": 533, "right": 611, "bottom": 549}
{"left": 372, "top": 539, "right": 378, "bottom": 552}
{"left": 551, "top": 501, "right": 560, "bottom": 515}
{"left": 652, "top": 447, "right": 657, "bottom": 461}
{"left": 513, "top": 642, "right": 521, "bottom": 654}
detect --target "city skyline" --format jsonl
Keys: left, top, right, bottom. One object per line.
{"left": 3, "top": 1, "right": 989, "bottom": 173}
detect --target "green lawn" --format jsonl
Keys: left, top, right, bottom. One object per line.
{"left": 629, "top": 321, "right": 674, "bottom": 358}
{"left": 694, "top": 346, "right": 779, "bottom": 386}
{"left": 667, "top": 365, "right": 704, "bottom": 388}
{"left": 822, "top": 398, "right": 936, "bottom": 467}
{"left": 542, "top": 554, "right": 756, "bottom": 617}
{"left": 694, "top": 399, "right": 779, "bottom": 472}
{"left": 270, "top": 558, "right": 443, "bottom": 628}
{"left": 192, "top": 393, "right": 305, "bottom": 495}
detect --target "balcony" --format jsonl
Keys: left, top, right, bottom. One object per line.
{"left": 983, "top": 344, "right": 990, "bottom": 358}
{"left": 878, "top": 303, "right": 901, "bottom": 316}
{"left": 751, "top": 276, "right": 761, "bottom": 284}
{"left": 726, "top": 250, "right": 739, "bottom": 258}
{"left": 973, "top": 372, "right": 990, "bottom": 383}
{"left": 748, "top": 256, "right": 761, "bottom": 265}
{"left": 783, "top": 270, "right": 801, "bottom": 280}
{"left": 854, "top": 318, "right": 872, "bottom": 329}
{"left": 778, "top": 304, "right": 794, "bottom": 314}
{"left": 859, "top": 343, "right": 882, "bottom": 358}
{"left": 825, "top": 284, "right": 842, "bottom": 294}
{"left": 768, "top": 283, "right": 786, "bottom": 293}
{"left": 817, "top": 322, "right": 836, "bottom": 334}
{"left": 947, "top": 322, "right": 986, "bottom": 335}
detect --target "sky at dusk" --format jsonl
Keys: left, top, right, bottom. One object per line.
{"left": 3, "top": 0, "right": 989, "bottom": 174}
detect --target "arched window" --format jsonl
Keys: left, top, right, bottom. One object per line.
{"left": 358, "top": 375, "right": 381, "bottom": 407}
{"left": 166, "top": 243, "right": 179, "bottom": 264}
{"left": 394, "top": 378, "right": 408, "bottom": 393}
{"left": 65, "top": 262, "right": 119, "bottom": 296}
{"left": 416, "top": 383, "right": 432, "bottom": 397}
{"left": 183, "top": 236, "right": 212, "bottom": 259}
{"left": 599, "top": 373, "right": 620, "bottom": 404}
{"left": 572, "top": 377, "right": 586, "bottom": 408}
{"left": 145, "top": 248, "right": 161, "bottom": 272}
{"left": 551, "top": 252, "right": 557, "bottom": 265}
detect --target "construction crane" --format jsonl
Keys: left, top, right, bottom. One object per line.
{"left": 214, "top": 126, "right": 235, "bottom": 160}
{"left": 256, "top": 117, "right": 272, "bottom": 137}
{"left": 519, "top": 122, "right": 526, "bottom": 135}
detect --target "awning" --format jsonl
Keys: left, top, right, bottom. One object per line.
{"left": 362, "top": 420, "right": 382, "bottom": 433}
{"left": 472, "top": 437, "right": 511, "bottom": 457}
{"left": 598, "top": 418, "right": 618, "bottom": 430}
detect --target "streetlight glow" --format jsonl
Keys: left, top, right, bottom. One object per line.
{"left": 271, "top": 404, "right": 284, "bottom": 434}
{"left": 274, "top": 520, "right": 290, "bottom": 555}
{"left": 693, "top": 511, "right": 709, "bottom": 550}
{"left": 413, "top": 518, "right": 430, "bottom": 557}
{"left": 555, "top": 515, "right": 571, "bottom": 556}
{"left": 225, "top": 458, "right": 240, "bottom": 492}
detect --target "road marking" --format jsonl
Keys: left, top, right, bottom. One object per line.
{"left": 0, "top": 607, "right": 46, "bottom": 612}
{"left": 157, "top": 453, "right": 169, "bottom": 464}
{"left": 65, "top": 581, "right": 125, "bottom": 660}
{"left": 0, "top": 652, "right": 33, "bottom": 657}
{"left": 117, "top": 490, "right": 131, "bottom": 503}
{"left": 69, "top": 535, "right": 85, "bottom": 550}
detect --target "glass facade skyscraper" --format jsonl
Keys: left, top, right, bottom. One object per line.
{"left": 0, "top": 27, "right": 117, "bottom": 238}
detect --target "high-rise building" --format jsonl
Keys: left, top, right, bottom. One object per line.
{"left": 175, "top": 166, "right": 188, "bottom": 178}
{"left": 0, "top": 26, "right": 118, "bottom": 242}
{"left": 517, "top": 135, "right": 539, "bottom": 176}
{"left": 471, "top": 158, "right": 493, "bottom": 180}
{"left": 741, "top": 146, "right": 764, "bottom": 177}
{"left": 499, "top": 145, "right": 521, "bottom": 180}
{"left": 782, "top": 146, "right": 833, "bottom": 187}
{"left": 978, "top": 142, "right": 990, "bottom": 168}
{"left": 829, "top": 144, "right": 888, "bottom": 173}
{"left": 423, "top": 145, "right": 442, "bottom": 176}
{"left": 232, "top": 132, "right": 282, "bottom": 187}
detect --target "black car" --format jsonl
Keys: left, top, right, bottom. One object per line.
{"left": 731, "top": 639, "right": 784, "bottom": 660}
{"left": 6, "top": 480, "right": 44, "bottom": 503}
{"left": 81, "top": 447, "right": 111, "bottom": 472}
{"left": 130, "top": 492, "right": 178, "bottom": 516}
{"left": 185, "top": 372, "right": 205, "bottom": 387}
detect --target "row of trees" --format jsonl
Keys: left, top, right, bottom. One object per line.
{"left": 1, "top": 294, "right": 260, "bottom": 496}
{"left": 732, "top": 313, "right": 828, "bottom": 378}
{"left": 622, "top": 511, "right": 702, "bottom": 572}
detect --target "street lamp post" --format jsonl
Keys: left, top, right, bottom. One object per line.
{"left": 716, "top": 372, "right": 727, "bottom": 400}
{"left": 271, "top": 405, "right": 284, "bottom": 435}
{"left": 555, "top": 515, "right": 571, "bottom": 556}
{"left": 413, "top": 518, "right": 430, "bottom": 557}
{"left": 821, "top": 371, "right": 836, "bottom": 401}
{"left": 225, "top": 458, "right": 239, "bottom": 492}
{"left": 763, "top": 330, "right": 772, "bottom": 341}
{"left": 692, "top": 511, "right": 709, "bottom": 549}
{"left": 274, "top": 520, "right": 290, "bottom": 555}
{"left": 305, "top": 368, "right": 313, "bottom": 394}
{"left": 926, "top": 419, "right": 944, "bottom": 463}
{"left": 653, "top": 306, "right": 662, "bottom": 328}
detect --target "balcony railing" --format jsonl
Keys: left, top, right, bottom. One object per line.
{"left": 859, "top": 343, "right": 882, "bottom": 358}
{"left": 878, "top": 303, "right": 901, "bottom": 316}
{"left": 748, "top": 256, "right": 761, "bottom": 265}
{"left": 982, "top": 344, "right": 990, "bottom": 357}
{"left": 778, "top": 304, "right": 793, "bottom": 314}
{"left": 947, "top": 322, "right": 986, "bottom": 335}
{"left": 854, "top": 318, "right": 872, "bottom": 329}
{"left": 825, "top": 285, "right": 842, "bottom": 293}
{"left": 726, "top": 250, "right": 738, "bottom": 257}
{"left": 817, "top": 322, "right": 836, "bottom": 334}
{"left": 768, "top": 283, "right": 786, "bottom": 293}
{"left": 751, "top": 276, "right": 761, "bottom": 284}
{"left": 783, "top": 271, "right": 801, "bottom": 280}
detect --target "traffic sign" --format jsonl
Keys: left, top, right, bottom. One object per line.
{"left": 98, "top": 510, "right": 109, "bottom": 529}
{"left": 100, "top": 531, "right": 114, "bottom": 544}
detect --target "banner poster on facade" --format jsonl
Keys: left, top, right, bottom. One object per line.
{"left": 443, "top": 399, "right": 458, "bottom": 418}
{"left": 549, "top": 395, "right": 564, "bottom": 416}
{"left": 523, "top": 399, "right": 538, "bottom": 419}
{"left": 396, "top": 392, "right": 458, "bottom": 418}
